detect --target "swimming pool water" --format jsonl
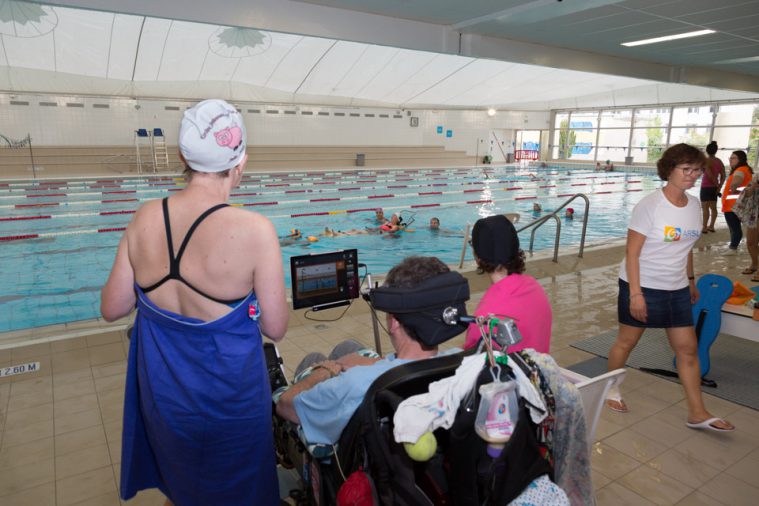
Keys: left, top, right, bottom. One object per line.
{"left": 0, "top": 166, "right": 666, "bottom": 333}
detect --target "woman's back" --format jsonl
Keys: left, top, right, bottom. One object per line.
{"left": 128, "top": 190, "right": 283, "bottom": 326}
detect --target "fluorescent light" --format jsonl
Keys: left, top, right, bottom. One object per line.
{"left": 621, "top": 29, "right": 715, "bottom": 47}
{"left": 487, "top": 108, "right": 497, "bottom": 117}
{"left": 716, "top": 56, "right": 759, "bottom": 64}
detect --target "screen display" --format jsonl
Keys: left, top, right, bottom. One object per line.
{"left": 290, "top": 249, "right": 360, "bottom": 309}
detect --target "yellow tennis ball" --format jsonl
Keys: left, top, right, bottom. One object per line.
{"left": 403, "top": 432, "right": 437, "bottom": 462}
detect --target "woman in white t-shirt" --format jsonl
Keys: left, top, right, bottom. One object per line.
{"left": 606, "top": 144, "right": 734, "bottom": 432}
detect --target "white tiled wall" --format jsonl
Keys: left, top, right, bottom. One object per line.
{"left": 0, "top": 93, "right": 551, "bottom": 155}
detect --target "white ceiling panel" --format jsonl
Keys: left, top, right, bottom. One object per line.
{"left": 1, "top": 0, "right": 757, "bottom": 109}
{"left": 297, "top": 40, "right": 370, "bottom": 96}
{"left": 54, "top": 7, "right": 112, "bottom": 77}
{"left": 157, "top": 21, "right": 215, "bottom": 81}
{"left": 131, "top": 17, "right": 172, "bottom": 81}
{"left": 264, "top": 36, "right": 335, "bottom": 93}
{"left": 231, "top": 32, "right": 306, "bottom": 87}
{"left": 2, "top": 29, "right": 54, "bottom": 71}
{"left": 107, "top": 14, "right": 143, "bottom": 80}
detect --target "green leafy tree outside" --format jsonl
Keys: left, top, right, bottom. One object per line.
{"left": 558, "top": 119, "right": 576, "bottom": 159}
{"left": 646, "top": 117, "right": 664, "bottom": 163}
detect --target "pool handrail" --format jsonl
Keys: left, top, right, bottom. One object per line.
{"left": 458, "top": 193, "right": 589, "bottom": 267}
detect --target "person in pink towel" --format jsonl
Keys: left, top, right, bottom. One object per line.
{"left": 464, "top": 215, "right": 552, "bottom": 352}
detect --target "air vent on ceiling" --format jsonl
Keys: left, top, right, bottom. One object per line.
{"left": 301, "top": 111, "right": 313, "bottom": 115}
{"left": 364, "top": 114, "right": 375, "bottom": 117}
{"left": 379, "top": 114, "right": 389, "bottom": 118}
{"left": 164, "top": 106, "right": 180, "bottom": 111}
{"left": 266, "top": 110, "right": 279, "bottom": 114}
{"left": 318, "top": 112, "right": 329, "bottom": 116}
{"left": 247, "top": 109, "right": 260, "bottom": 113}
{"left": 349, "top": 113, "right": 360, "bottom": 117}
{"left": 93, "top": 104, "right": 109, "bottom": 109}
{"left": 284, "top": 110, "right": 296, "bottom": 115}
{"left": 334, "top": 112, "right": 345, "bottom": 117}
{"left": 66, "top": 102, "right": 84, "bottom": 108}
{"left": 393, "top": 115, "right": 403, "bottom": 119}
{"left": 10, "top": 100, "right": 29, "bottom": 106}
{"left": 39, "top": 101, "right": 57, "bottom": 107}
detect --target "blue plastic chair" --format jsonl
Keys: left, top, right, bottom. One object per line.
{"left": 672, "top": 274, "right": 733, "bottom": 385}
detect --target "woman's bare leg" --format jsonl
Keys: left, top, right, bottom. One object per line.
{"left": 665, "top": 326, "right": 733, "bottom": 429}
{"left": 707, "top": 201, "right": 718, "bottom": 230}
{"left": 746, "top": 226, "right": 759, "bottom": 270}
{"left": 606, "top": 324, "right": 646, "bottom": 410}
{"left": 701, "top": 201, "right": 709, "bottom": 231}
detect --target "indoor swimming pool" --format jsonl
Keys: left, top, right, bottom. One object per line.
{"left": 0, "top": 165, "right": 665, "bottom": 332}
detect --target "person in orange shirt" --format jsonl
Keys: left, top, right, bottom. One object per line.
{"left": 722, "top": 150, "right": 753, "bottom": 255}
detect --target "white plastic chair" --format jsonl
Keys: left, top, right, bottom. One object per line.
{"left": 560, "top": 368, "right": 626, "bottom": 445}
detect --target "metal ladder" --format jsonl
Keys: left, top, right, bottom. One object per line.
{"left": 134, "top": 129, "right": 152, "bottom": 174}
{"left": 458, "top": 193, "right": 590, "bottom": 267}
{"left": 152, "top": 128, "right": 169, "bottom": 171}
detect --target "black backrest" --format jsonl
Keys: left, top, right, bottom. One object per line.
{"left": 335, "top": 350, "right": 469, "bottom": 505}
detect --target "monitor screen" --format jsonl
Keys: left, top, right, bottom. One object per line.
{"left": 290, "top": 249, "right": 360, "bottom": 309}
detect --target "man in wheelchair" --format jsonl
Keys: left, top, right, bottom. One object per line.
{"left": 275, "top": 256, "right": 468, "bottom": 445}
{"left": 268, "top": 256, "right": 583, "bottom": 505}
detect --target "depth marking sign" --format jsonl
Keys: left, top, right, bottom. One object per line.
{"left": 1, "top": 362, "right": 40, "bottom": 378}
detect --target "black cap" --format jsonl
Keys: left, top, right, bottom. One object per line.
{"left": 471, "top": 215, "right": 519, "bottom": 265}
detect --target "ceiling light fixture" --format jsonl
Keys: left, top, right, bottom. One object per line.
{"left": 715, "top": 56, "right": 759, "bottom": 64}
{"left": 621, "top": 29, "right": 715, "bottom": 47}
{"left": 487, "top": 108, "right": 497, "bottom": 117}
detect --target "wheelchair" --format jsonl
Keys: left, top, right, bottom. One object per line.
{"left": 265, "top": 343, "right": 554, "bottom": 506}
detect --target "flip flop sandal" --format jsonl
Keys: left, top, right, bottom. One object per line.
{"left": 686, "top": 417, "right": 735, "bottom": 432}
{"left": 605, "top": 386, "right": 629, "bottom": 413}
{"left": 605, "top": 399, "right": 629, "bottom": 413}
{"left": 741, "top": 267, "right": 757, "bottom": 275}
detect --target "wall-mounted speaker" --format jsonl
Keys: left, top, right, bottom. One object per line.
{"left": 410, "top": 117, "right": 419, "bottom": 127}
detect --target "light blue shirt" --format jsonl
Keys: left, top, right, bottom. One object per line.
{"left": 294, "top": 354, "right": 410, "bottom": 445}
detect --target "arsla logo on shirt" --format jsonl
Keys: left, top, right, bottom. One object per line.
{"left": 663, "top": 226, "right": 700, "bottom": 242}
{"left": 664, "top": 226, "right": 681, "bottom": 242}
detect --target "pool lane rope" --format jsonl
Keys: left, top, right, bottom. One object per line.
{"left": 0, "top": 186, "right": 644, "bottom": 242}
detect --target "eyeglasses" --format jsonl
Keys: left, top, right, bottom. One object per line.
{"left": 679, "top": 166, "right": 704, "bottom": 176}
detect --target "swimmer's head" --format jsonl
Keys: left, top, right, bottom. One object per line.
{"left": 532, "top": 203, "right": 542, "bottom": 212}
{"left": 565, "top": 208, "right": 574, "bottom": 217}
{"left": 375, "top": 208, "right": 385, "bottom": 219}
{"left": 179, "top": 99, "right": 246, "bottom": 174}
{"left": 307, "top": 236, "right": 319, "bottom": 243}
{"left": 430, "top": 217, "right": 440, "bottom": 230}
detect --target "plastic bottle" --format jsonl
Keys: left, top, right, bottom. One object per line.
{"left": 474, "top": 379, "right": 519, "bottom": 458}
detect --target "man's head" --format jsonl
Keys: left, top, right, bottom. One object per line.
{"left": 179, "top": 99, "right": 247, "bottom": 179}
{"left": 375, "top": 208, "right": 385, "bottom": 220}
{"left": 371, "top": 256, "right": 469, "bottom": 354}
{"left": 471, "top": 215, "right": 525, "bottom": 276}
{"left": 429, "top": 217, "right": 440, "bottom": 230}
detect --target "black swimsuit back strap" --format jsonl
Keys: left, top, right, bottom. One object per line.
{"left": 140, "top": 199, "right": 230, "bottom": 296}
{"left": 173, "top": 202, "right": 230, "bottom": 266}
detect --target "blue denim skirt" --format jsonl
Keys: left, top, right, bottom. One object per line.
{"left": 618, "top": 279, "right": 693, "bottom": 328}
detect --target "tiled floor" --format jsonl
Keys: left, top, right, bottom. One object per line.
{"left": 0, "top": 229, "right": 757, "bottom": 505}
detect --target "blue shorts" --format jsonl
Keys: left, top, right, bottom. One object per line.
{"left": 618, "top": 279, "right": 693, "bottom": 328}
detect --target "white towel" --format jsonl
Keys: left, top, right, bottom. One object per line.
{"left": 393, "top": 353, "right": 486, "bottom": 443}
{"left": 393, "top": 352, "right": 547, "bottom": 444}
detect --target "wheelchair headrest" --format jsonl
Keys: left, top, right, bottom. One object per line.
{"left": 369, "top": 271, "right": 470, "bottom": 346}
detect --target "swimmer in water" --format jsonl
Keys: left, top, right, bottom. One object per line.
{"left": 429, "top": 217, "right": 440, "bottom": 230}
{"left": 532, "top": 203, "right": 542, "bottom": 213}
{"left": 374, "top": 208, "right": 385, "bottom": 223}
{"left": 565, "top": 207, "right": 574, "bottom": 219}
{"left": 279, "top": 228, "right": 303, "bottom": 246}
